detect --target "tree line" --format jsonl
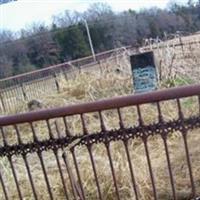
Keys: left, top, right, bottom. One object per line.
{"left": 0, "top": 1, "right": 200, "bottom": 78}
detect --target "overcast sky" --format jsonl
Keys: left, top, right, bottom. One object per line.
{"left": 0, "top": 0, "right": 189, "bottom": 32}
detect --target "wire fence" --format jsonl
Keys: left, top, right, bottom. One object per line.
{"left": 0, "top": 84, "right": 199, "bottom": 199}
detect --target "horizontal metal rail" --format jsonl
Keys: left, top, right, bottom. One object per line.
{"left": 1, "top": 84, "right": 200, "bottom": 126}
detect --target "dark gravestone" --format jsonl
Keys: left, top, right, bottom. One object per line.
{"left": 130, "top": 51, "right": 157, "bottom": 93}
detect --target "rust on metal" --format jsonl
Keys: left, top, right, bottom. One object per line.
{"left": 0, "top": 84, "right": 200, "bottom": 199}
{"left": 0, "top": 84, "right": 200, "bottom": 126}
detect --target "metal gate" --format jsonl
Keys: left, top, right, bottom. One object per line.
{"left": 0, "top": 84, "right": 200, "bottom": 199}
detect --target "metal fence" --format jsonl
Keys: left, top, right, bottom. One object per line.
{"left": 1, "top": 34, "right": 200, "bottom": 91}
{"left": 0, "top": 84, "right": 200, "bottom": 199}
{"left": 143, "top": 37, "right": 200, "bottom": 52}
{"left": 0, "top": 46, "right": 133, "bottom": 115}
{"left": 0, "top": 46, "right": 132, "bottom": 90}
{"left": 1, "top": 37, "right": 199, "bottom": 91}
{"left": 1, "top": 39, "right": 200, "bottom": 115}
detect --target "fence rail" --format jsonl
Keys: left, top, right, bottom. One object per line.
{"left": 0, "top": 84, "right": 200, "bottom": 199}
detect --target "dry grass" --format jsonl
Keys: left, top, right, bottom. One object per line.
{"left": 0, "top": 67, "right": 200, "bottom": 199}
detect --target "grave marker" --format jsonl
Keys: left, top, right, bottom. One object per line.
{"left": 130, "top": 51, "right": 157, "bottom": 93}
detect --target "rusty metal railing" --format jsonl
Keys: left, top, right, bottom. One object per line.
{"left": 0, "top": 84, "right": 200, "bottom": 199}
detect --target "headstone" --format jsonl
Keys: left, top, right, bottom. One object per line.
{"left": 130, "top": 51, "right": 157, "bottom": 93}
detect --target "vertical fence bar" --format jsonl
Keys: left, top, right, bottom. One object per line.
{"left": 14, "top": 125, "right": 38, "bottom": 200}
{"left": 10, "top": 88, "right": 16, "bottom": 109}
{"left": 21, "top": 83, "right": 27, "bottom": 101}
{"left": 62, "top": 152, "right": 82, "bottom": 200}
{"left": 198, "top": 95, "right": 200, "bottom": 116}
{"left": 177, "top": 99, "right": 196, "bottom": 198}
{"left": 62, "top": 68, "right": 68, "bottom": 81}
{"left": 13, "top": 87, "right": 19, "bottom": 108}
{"left": 4, "top": 90, "right": 11, "bottom": 113}
{"left": 156, "top": 102, "right": 177, "bottom": 200}
{"left": 0, "top": 127, "right": 23, "bottom": 200}
{"left": 27, "top": 78, "right": 31, "bottom": 99}
{"left": 32, "top": 81, "right": 36, "bottom": 100}
{"left": 136, "top": 105, "right": 158, "bottom": 200}
{"left": 53, "top": 73, "right": 60, "bottom": 92}
{"left": 63, "top": 117, "right": 71, "bottom": 137}
{"left": 81, "top": 114, "right": 103, "bottom": 200}
{"left": 71, "top": 148, "right": 86, "bottom": 200}
{"left": 179, "top": 36, "right": 184, "bottom": 56}
{"left": 40, "top": 78, "right": 45, "bottom": 96}
{"left": 99, "top": 111, "right": 120, "bottom": 200}
{"left": 0, "top": 91, "right": 6, "bottom": 113}
{"left": 0, "top": 168, "right": 9, "bottom": 200}
{"left": 8, "top": 156, "right": 23, "bottom": 199}
{"left": 46, "top": 120, "right": 69, "bottom": 200}
{"left": 117, "top": 108, "right": 139, "bottom": 200}
{"left": 54, "top": 121, "right": 62, "bottom": 138}
{"left": 87, "top": 146, "right": 103, "bottom": 200}
{"left": 61, "top": 117, "right": 84, "bottom": 199}
{"left": 29, "top": 123, "right": 54, "bottom": 200}
{"left": 105, "top": 142, "right": 120, "bottom": 200}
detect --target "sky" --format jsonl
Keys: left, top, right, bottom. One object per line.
{"left": 0, "top": 0, "right": 189, "bottom": 32}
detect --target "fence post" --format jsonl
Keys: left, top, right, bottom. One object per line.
{"left": 179, "top": 36, "right": 184, "bottom": 57}
{"left": 98, "top": 60, "right": 103, "bottom": 74}
{"left": 0, "top": 92, "right": 6, "bottom": 113}
{"left": 21, "top": 83, "right": 27, "bottom": 101}
{"left": 53, "top": 73, "right": 60, "bottom": 92}
{"left": 62, "top": 69, "right": 68, "bottom": 81}
{"left": 78, "top": 66, "right": 81, "bottom": 74}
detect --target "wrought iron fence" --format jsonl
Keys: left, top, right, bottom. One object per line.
{"left": 0, "top": 84, "right": 200, "bottom": 199}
